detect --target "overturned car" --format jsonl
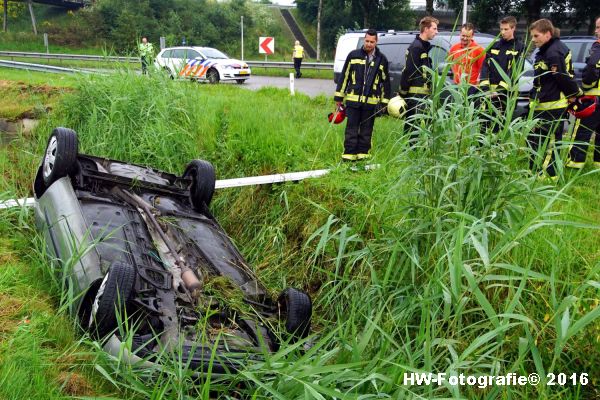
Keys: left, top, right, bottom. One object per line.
{"left": 33, "top": 127, "right": 312, "bottom": 373}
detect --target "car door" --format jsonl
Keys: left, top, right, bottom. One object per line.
{"left": 170, "top": 48, "right": 191, "bottom": 77}
{"left": 564, "top": 41, "right": 587, "bottom": 83}
{"left": 183, "top": 49, "right": 207, "bottom": 79}
{"left": 377, "top": 41, "right": 411, "bottom": 94}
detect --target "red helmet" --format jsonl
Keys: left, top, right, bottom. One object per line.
{"left": 567, "top": 96, "right": 598, "bottom": 119}
{"left": 328, "top": 105, "right": 346, "bottom": 124}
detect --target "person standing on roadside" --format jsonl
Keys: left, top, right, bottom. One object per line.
{"left": 448, "top": 23, "right": 485, "bottom": 93}
{"left": 138, "top": 37, "right": 155, "bottom": 75}
{"left": 334, "top": 28, "right": 391, "bottom": 163}
{"left": 566, "top": 16, "right": 600, "bottom": 169}
{"left": 293, "top": 40, "right": 304, "bottom": 78}
{"left": 399, "top": 16, "right": 439, "bottom": 146}
{"left": 528, "top": 19, "right": 582, "bottom": 180}
{"left": 479, "top": 16, "right": 525, "bottom": 131}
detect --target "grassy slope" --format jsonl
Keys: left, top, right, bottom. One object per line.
{"left": 0, "top": 77, "right": 74, "bottom": 119}
{"left": 0, "top": 72, "right": 598, "bottom": 398}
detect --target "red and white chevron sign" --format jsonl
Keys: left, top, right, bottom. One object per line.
{"left": 259, "top": 37, "right": 274, "bottom": 55}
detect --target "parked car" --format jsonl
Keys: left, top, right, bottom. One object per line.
{"left": 155, "top": 46, "right": 251, "bottom": 84}
{"left": 529, "top": 36, "right": 597, "bottom": 84}
{"left": 373, "top": 31, "right": 533, "bottom": 117}
{"left": 33, "top": 127, "right": 312, "bottom": 373}
{"left": 333, "top": 30, "right": 395, "bottom": 83}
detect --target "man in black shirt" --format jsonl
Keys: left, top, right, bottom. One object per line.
{"left": 334, "top": 29, "right": 391, "bottom": 162}
{"left": 567, "top": 16, "right": 600, "bottom": 169}
{"left": 480, "top": 16, "right": 525, "bottom": 133}
{"left": 399, "top": 16, "right": 439, "bottom": 146}
{"left": 528, "top": 19, "right": 582, "bottom": 180}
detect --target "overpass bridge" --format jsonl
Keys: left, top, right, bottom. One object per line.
{"left": 13, "top": 0, "right": 88, "bottom": 9}
{"left": 3, "top": 0, "right": 89, "bottom": 33}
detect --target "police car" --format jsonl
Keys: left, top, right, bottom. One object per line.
{"left": 155, "top": 46, "right": 251, "bottom": 84}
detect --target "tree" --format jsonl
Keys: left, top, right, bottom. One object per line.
{"left": 567, "top": 0, "right": 598, "bottom": 35}
{"left": 2, "top": 1, "right": 25, "bottom": 32}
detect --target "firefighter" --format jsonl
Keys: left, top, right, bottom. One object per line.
{"left": 334, "top": 28, "right": 391, "bottom": 162}
{"left": 292, "top": 40, "right": 304, "bottom": 78}
{"left": 528, "top": 19, "right": 582, "bottom": 180}
{"left": 399, "top": 16, "right": 439, "bottom": 146}
{"left": 567, "top": 16, "right": 600, "bottom": 169}
{"left": 479, "top": 16, "right": 525, "bottom": 132}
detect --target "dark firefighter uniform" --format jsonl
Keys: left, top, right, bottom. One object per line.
{"left": 399, "top": 35, "right": 432, "bottom": 145}
{"left": 568, "top": 39, "right": 600, "bottom": 168}
{"left": 334, "top": 46, "right": 391, "bottom": 160}
{"left": 529, "top": 38, "right": 583, "bottom": 178}
{"left": 399, "top": 35, "right": 432, "bottom": 111}
{"left": 479, "top": 37, "right": 525, "bottom": 131}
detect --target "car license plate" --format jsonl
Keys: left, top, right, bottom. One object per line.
{"left": 239, "top": 71, "right": 249, "bottom": 75}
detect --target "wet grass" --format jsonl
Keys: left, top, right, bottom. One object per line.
{"left": 0, "top": 71, "right": 598, "bottom": 398}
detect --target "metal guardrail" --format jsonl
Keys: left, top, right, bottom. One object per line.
{"left": 0, "top": 51, "right": 137, "bottom": 63}
{"left": 0, "top": 59, "right": 90, "bottom": 74}
{"left": 0, "top": 51, "right": 334, "bottom": 70}
{"left": 247, "top": 61, "right": 333, "bottom": 70}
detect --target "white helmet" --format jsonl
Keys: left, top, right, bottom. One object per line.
{"left": 387, "top": 95, "right": 407, "bottom": 118}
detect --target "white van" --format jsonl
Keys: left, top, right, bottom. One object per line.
{"left": 333, "top": 30, "right": 393, "bottom": 83}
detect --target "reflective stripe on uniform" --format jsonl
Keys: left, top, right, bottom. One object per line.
{"left": 533, "top": 92, "right": 568, "bottom": 111}
{"left": 408, "top": 86, "right": 430, "bottom": 95}
{"left": 342, "top": 154, "right": 358, "bottom": 160}
{"left": 533, "top": 99, "right": 568, "bottom": 110}
{"left": 356, "top": 153, "right": 371, "bottom": 159}
{"left": 566, "top": 160, "right": 585, "bottom": 169}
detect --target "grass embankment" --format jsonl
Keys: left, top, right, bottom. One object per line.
{"left": 0, "top": 72, "right": 599, "bottom": 398}
{"left": 0, "top": 78, "right": 73, "bottom": 119}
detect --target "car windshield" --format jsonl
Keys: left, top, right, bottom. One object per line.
{"left": 200, "top": 48, "right": 229, "bottom": 59}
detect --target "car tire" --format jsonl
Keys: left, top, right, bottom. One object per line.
{"left": 207, "top": 69, "right": 220, "bottom": 84}
{"left": 236, "top": 79, "right": 246, "bottom": 84}
{"left": 88, "top": 262, "right": 136, "bottom": 339}
{"left": 165, "top": 67, "right": 175, "bottom": 80}
{"left": 42, "top": 127, "right": 79, "bottom": 187}
{"left": 278, "top": 288, "right": 312, "bottom": 340}
{"left": 183, "top": 160, "right": 216, "bottom": 210}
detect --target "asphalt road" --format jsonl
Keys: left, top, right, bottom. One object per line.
{"left": 234, "top": 75, "right": 336, "bottom": 98}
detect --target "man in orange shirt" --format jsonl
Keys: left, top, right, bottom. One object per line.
{"left": 449, "top": 23, "right": 485, "bottom": 88}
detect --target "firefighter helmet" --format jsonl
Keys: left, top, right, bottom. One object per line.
{"left": 328, "top": 105, "right": 346, "bottom": 124}
{"left": 387, "top": 95, "right": 407, "bottom": 118}
{"left": 567, "top": 96, "right": 597, "bottom": 119}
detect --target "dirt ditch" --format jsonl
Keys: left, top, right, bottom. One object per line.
{"left": 0, "top": 118, "right": 39, "bottom": 146}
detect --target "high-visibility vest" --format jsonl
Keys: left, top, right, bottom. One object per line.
{"left": 139, "top": 42, "right": 154, "bottom": 58}
{"left": 293, "top": 45, "right": 304, "bottom": 58}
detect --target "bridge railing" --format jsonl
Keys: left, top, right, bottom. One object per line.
{"left": 0, "top": 51, "right": 334, "bottom": 70}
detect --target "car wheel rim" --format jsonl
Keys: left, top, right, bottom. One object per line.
{"left": 43, "top": 136, "right": 58, "bottom": 179}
